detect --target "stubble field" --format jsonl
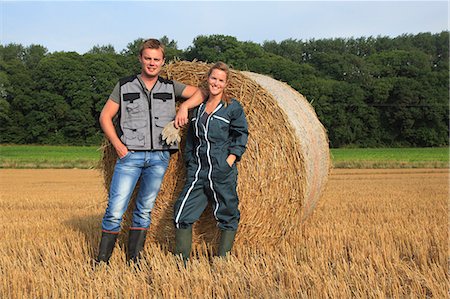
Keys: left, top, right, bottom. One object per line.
{"left": 0, "top": 168, "right": 448, "bottom": 298}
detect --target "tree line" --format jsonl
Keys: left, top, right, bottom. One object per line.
{"left": 1, "top": 32, "right": 448, "bottom": 147}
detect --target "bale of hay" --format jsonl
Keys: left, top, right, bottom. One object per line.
{"left": 100, "top": 61, "right": 330, "bottom": 250}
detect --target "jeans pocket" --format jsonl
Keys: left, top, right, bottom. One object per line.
{"left": 158, "top": 150, "right": 170, "bottom": 163}
{"left": 118, "top": 151, "right": 133, "bottom": 162}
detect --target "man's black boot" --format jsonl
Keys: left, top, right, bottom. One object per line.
{"left": 127, "top": 229, "right": 147, "bottom": 265}
{"left": 95, "top": 231, "right": 118, "bottom": 264}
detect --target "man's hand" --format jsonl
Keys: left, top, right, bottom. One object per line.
{"left": 176, "top": 88, "right": 206, "bottom": 128}
{"left": 175, "top": 104, "right": 189, "bottom": 129}
{"left": 113, "top": 141, "right": 128, "bottom": 159}
{"left": 99, "top": 99, "right": 129, "bottom": 159}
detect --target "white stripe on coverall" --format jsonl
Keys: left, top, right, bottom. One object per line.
{"left": 212, "top": 115, "right": 230, "bottom": 124}
{"left": 175, "top": 104, "right": 204, "bottom": 228}
{"left": 204, "top": 104, "right": 223, "bottom": 220}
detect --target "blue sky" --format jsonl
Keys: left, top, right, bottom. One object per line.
{"left": 1, "top": 1, "right": 448, "bottom": 54}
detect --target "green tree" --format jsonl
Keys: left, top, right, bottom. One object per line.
{"left": 32, "top": 52, "right": 96, "bottom": 144}
{"left": 185, "top": 35, "right": 241, "bottom": 63}
{"left": 1, "top": 32, "right": 448, "bottom": 147}
{"left": 83, "top": 52, "right": 128, "bottom": 141}
{"left": 21, "top": 91, "right": 69, "bottom": 144}
{"left": 23, "top": 44, "right": 48, "bottom": 69}
{"left": 0, "top": 52, "right": 34, "bottom": 143}
{"left": 88, "top": 44, "right": 116, "bottom": 55}
{"left": 367, "top": 50, "right": 431, "bottom": 78}
{"left": 160, "top": 35, "right": 183, "bottom": 61}
{"left": 0, "top": 43, "right": 25, "bottom": 62}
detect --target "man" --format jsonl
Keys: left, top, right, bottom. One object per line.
{"left": 96, "top": 38, "right": 202, "bottom": 265}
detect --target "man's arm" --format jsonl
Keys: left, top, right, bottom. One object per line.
{"left": 175, "top": 87, "right": 206, "bottom": 128}
{"left": 99, "top": 99, "right": 128, "bottom": 158}
{"left": 181, "top": 85, "right": 198, "bottom": 99}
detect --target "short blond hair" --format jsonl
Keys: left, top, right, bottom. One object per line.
{"left": 139, "top": 38, "right": 165, "bottom": 58}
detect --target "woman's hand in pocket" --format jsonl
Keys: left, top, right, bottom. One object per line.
{"left": 226, "top": 154, "right": 236, "bottom": 167}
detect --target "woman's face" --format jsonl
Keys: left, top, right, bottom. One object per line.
{"left": 207, "top": 68, "right": 227, "bottom": 97}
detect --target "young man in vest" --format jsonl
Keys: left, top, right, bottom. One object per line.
{"left": 95, "top": 38, "right": 203, "bottom": 265}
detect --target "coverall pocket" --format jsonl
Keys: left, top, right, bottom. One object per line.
{"left": 212, "top": 115, "right": 230, "bottom": 129}
{"left": 214, "top": 156, "right": 234, "bottom": 179}
{"left": 208, "top": 115, "right": 230, "bottom": 140}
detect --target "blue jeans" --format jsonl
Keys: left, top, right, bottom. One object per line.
{"left": 101, "top": 150, "right": 170, "bottom": 232}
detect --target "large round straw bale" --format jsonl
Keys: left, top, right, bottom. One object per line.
{"left": 100, "top": 61, "right": 330, "bottom": 250}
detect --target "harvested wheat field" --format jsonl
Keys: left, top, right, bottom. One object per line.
{"left": 0, "top": 168, "right": 447, "bottom": 298}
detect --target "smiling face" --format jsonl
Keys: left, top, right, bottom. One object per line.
{"left": 139, "top": 48, "right": 165, "bottom": 78}
{"left": 207, "top": 68, "right": 228, "bottom": 98}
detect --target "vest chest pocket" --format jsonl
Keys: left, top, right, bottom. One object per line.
{"left": 122, "top": 120, "right": 147, "bottom": 146}
{"left": 153, "top": 93, "right": 173, "bottom": 101}
{"left": 153, "top": 92, "right": 175, "bottom": 117}
{"left": 123, "top": 93, "right": 146, "bottom": 117}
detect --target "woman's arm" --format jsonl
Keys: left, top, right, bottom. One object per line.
{"left": 228, "top": 101, "right": 249, "bottom": 163}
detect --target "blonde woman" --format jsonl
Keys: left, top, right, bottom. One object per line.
{"left": 173, "top": 62, "right": 249, "bottom": 264}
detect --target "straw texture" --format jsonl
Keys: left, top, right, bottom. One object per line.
{"left": 100, "top": 61, "right": 330, "bottom": 250}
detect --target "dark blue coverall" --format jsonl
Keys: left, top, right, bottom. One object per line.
{"left": 174, "top": 99, "right": 248, "bottom": 231}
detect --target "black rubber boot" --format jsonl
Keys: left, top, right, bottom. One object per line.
{"left": 174, "top": 227, "right": 192, "bottom": 266}
{"left": 218, "top": 230, "right": 237, "bottom": 257}
{"left": 95, "top": 232, "right": 118, "bottom": 264}
{"left": 127, "top": 229, "right": 147, "bottom": 265}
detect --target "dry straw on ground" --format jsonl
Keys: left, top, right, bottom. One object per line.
{"left": 2, "top": 169, "right": 447, "bottom": 298}
{"left": 100, "top": 61, "right": 330, "bottom": 251}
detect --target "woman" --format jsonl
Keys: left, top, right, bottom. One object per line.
{"left": 173, "top": 62, "right": 249, "bottom": 264}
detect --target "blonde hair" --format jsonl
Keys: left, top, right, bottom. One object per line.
{"left": 139, "top": 38, "right": 165, "bottom": 59}
{"left": 201, "top": 61, "right": 232, "bottom": 105}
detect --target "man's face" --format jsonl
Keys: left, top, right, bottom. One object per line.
{"left": 139, "top": 48, "right": 165, "bottom": 78}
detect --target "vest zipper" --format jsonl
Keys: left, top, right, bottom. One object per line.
{"left": 147, "top": 89, "right": 154, "bottom": 149}
{"left": 137, "top": 77, "right": 154, "bottom": 149}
